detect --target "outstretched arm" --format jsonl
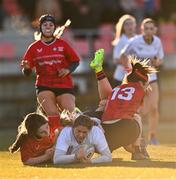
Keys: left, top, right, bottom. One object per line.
{"left": 53, "top": 149, "right": 76, "bottom": 164}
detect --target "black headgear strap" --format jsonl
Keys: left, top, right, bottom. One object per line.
{"left": 39, "top": 14, "right": 56, "bottom": 36}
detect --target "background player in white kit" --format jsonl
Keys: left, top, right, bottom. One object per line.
{"left": 112, "top": 14, "right": 136, "bottom": 86}
{"left": 120, "top": 18, "right": 164, "bottom": 144}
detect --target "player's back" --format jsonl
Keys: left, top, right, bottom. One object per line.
{"left": 102, "top": 82, "right": 145, "bottom": 122}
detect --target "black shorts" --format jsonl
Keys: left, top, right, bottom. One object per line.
{"left": 83, "top": 110, "right": 140, "bottom": 152}
{"left": 102, "top": 119, "right": 140, "bottom": 152}
{"left": 36, "top": 86, "right": 75, "bottom": 97}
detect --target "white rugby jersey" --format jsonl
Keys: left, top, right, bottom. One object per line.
{"left": 113, "top": 34, "right": 136, "bottom": 81}
{"left": 55, "top": 126, "right": 108, "bottom": 154}
{"left": 122, "top": 34, "right": 164, "bottom": 60}
{"left": 122, "top": 34, "right": 164, "bottom": 81}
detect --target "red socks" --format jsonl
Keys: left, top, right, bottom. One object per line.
{"left": 48, "top": 115, "right": 62, "bottom": 130}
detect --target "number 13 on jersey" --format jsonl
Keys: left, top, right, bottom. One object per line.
{"left": 111, "top": 87, "right": 135, "bottom": 101}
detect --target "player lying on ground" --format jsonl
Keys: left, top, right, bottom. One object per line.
{"left": 86, "top": 49, "right": 157, "bottom": 160}
{"left": 9, "top": 109, "right": 60, "bottom": 165}
{"left": 53, "top": 114, "right": 112, "bottom": 164}
{"left": 53, "top": 49, "right": 157, "bottom": 162}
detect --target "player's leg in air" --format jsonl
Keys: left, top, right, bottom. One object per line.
{"left": 83, "top": 49, "right": 111, "bottom": 118}
{"left": 90, "top": 49, "right": 112, "bottom": 103}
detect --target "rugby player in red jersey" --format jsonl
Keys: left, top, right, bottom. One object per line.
{"left": 9, "top": 111, "right": 60, "bottom": 165}
{"left": 21, "top": 14, "right": 80, "bottom": 128}
{"left": 88, "top": 49, "right": 157, "bottom": 160}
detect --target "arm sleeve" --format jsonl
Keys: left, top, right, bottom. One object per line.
{"left": 113, "top": 39, "right": 125, "bottom": 59}
{"left": 53, "top": 128, "right": 76, "bottom": 164}
{"left": 91, "top": 147, "right": 112, "bottom": 163}
{"left": 90, "top": 127, "right": 112, "bottom": 163}
{"left": 93, "top": 127, "right": 109, "bottom": 152}
{"left": 53, "top": 149, "right": 76, "bottom": 164}
{"left": 20, "top": 142, "right": 35, "bottom": 162}
{"left": 67, "top": 61, "right": 79, "bottom": 73}
{"left": 22, "top": 45, "right": 35, "bottom": 69}
{"left": 55, "top": 128, "right": 70, "bottom": 152}
{"left": 121, "top": 39, "right": 135, "bottom": 56}
{"left": 63, "top": 40, "right": 80, "bottom": 63}
{"left": 157, "top": 39, "right": 164, "bottom": 59}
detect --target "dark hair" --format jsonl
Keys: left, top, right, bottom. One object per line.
{"left": 39, "top": 14, "right": 56, "bottom": 32}
{"left": 73, "top": 115, "right": 94, "bottom": 130}
{"left": 9, "top": 112, "right": 48, "bottom": 153}
{"left": 126, "top": 56, "right": 157, "bottom": 84}
{"left": 39, "top": 14, "right": 56, "bottom": 26}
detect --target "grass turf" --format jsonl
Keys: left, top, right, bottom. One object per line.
{"left": 0, "top": 122, "right": 176, "bottom": 179}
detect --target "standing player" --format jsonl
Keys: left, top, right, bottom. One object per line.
{"left": 89, "top": 49, "right": 156, "bottom": 159}
{"left": 112, "top": 14, "right": 136, "bottom": 86}
{"left": 21, "top": 14, "right": 80, "bottom": 128}
{"left": 120, "top": 18, "right": 164, "bottom": 144}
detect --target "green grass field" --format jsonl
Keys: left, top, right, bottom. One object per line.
{"left": 0, "top": 122, "right": 176, "bottom": 180}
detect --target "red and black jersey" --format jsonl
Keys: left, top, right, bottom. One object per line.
{"left": 102, "top": 82, "right": 145, "bottom": 122}
{"left": 22, "top": 38, "right": 80, "bottom": 88}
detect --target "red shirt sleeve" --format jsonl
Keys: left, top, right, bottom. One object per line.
{"left": 62, "top": 39, "right": 80, "bottom": 63}
{"left": 22, "top": 43, "right": 35, "bottom": 69}
{"left": 20, "top": 136, "right": 54, "bottom": 163}
{"left": 20, "top": 140, "right": 35, "bottom": 162}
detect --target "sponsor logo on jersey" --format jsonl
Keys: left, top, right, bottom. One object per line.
{"left": 38, "top": 59, "right": 62, "bottom": 66}
{"left": 53, "top": 47, "right": 57, "bottom": 51}
{"left": 53, "top": 47, "right": 64, "bottom": 52}
{"left": 35, "top": 145, "right": 40, "bottom": 150}
{"left": 58, "top": 47, "right": 64, "bottom": 52}
{"left": 37, "top": 48, "right": 43, "bottom": 53}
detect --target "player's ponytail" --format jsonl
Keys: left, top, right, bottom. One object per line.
{"left": 9, "top": 133, "right": 27, "bottom": 153}
{"left": 126, "top": 56, "right": 157, "bottom": 83}
{"left": 34, "top": 18, "right": 71, "bottom": 41}
{"left": 9, "top": 119, "right": 28, "bottom": 153}
{"left": 54, "top": 19, "right": 71, "bottom": 39}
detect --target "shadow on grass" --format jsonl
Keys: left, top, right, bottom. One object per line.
{"left": 34, "top": 158, "right": 176, "bottom": 169}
